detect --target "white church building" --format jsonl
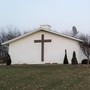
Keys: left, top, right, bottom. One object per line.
{"left": 2, "top": 25, "right": 86, "bottom": 64}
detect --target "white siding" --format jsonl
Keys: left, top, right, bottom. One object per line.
{"left": 9, "top": 31, "right": 87, "bottom": 64}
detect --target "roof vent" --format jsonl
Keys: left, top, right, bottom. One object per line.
{"left": 40, "top": 25, "right": 51, "bottom": 30}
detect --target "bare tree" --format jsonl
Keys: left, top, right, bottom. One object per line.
{"left": 0, "top": 26, "right": 21, "bottom": 64}
{"left": 0, "top": 26, "right": 21, "bottom": 43}
{"left": 79, "top": 34, "right": 90, "bottom": 65}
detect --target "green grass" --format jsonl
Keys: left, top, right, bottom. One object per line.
{"left": 0, "top": 64, "right": 90, "bottom": 90}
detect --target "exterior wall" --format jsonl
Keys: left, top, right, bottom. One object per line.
{"left": 9, "top": 31, "right": 87, "bottom": 64}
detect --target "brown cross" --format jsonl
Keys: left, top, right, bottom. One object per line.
{"left": 34, "top": 34, "right": 51, "bottom": 62}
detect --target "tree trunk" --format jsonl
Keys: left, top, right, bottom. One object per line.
{"left": 87, "top": 56, "right": 90, "bottom": 66}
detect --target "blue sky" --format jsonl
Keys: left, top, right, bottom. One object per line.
{"left": 0, "top": 0, "right": 90, "bottom": 33}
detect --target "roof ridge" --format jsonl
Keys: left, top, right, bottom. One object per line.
{"left": 2, "top": 28, "right": 83, "bottom": 45}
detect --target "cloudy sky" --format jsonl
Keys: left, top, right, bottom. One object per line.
{"left": 0, "top": 0, "right": 90, "bottom": 33}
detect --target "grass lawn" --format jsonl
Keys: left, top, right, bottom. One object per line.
{"left": 0, "top": 64, "right": 90, "bottom": 90}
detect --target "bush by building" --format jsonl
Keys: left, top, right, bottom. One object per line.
{"left": 6, "top": 53, "right": 11, "bottom": 65}
{"left": 63, "top": 50, "right": 69, "bottom": 64}
{"left": 71, "top": 51, "right": 78, "bottom": 65}
{"left": 81, "top": 59, "right": 90, "bottom": 64}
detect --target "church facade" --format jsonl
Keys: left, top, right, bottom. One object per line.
{"left": 2, "top": 25, "right": 87, "bottom": 64}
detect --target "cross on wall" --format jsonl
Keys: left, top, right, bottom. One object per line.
{"left": 34, "top": 34, "right": 52, "bottom": 62}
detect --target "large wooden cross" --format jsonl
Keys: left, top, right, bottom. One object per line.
{"left": 34, "top": 34, "right": 51, "bottom": 62}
